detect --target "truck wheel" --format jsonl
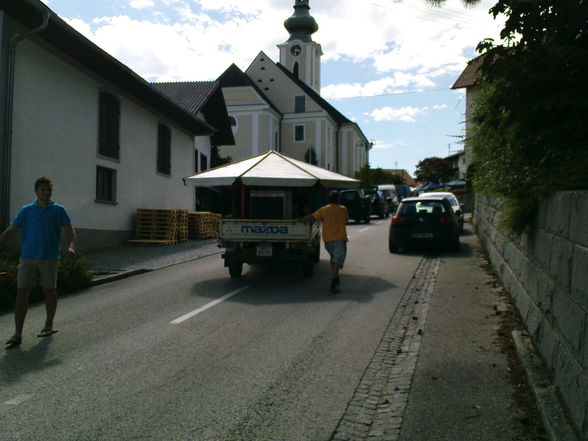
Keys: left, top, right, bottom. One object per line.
{"left": 302, "top": 258, "right": 314, "bottom": 277}
{"left": 364, "top": 213, "right": 371, "bottom": 223}
{"left": 228, "top": 262, "right": 243, "bottom": 278}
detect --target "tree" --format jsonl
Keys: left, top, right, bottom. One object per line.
{"left": 414, "top": 157, "right": 453, "bottom": 184}
{"left": 211, "top": 145, "right": 231, "bottom": 168}
{"left": 355, "top": 165, "right": 404, "bottom": 186}
{"left": 468, "top": 0, "right": 588, "bottom": 233}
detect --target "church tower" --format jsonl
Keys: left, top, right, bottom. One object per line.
{"left": 277, "top": 0, "right": 323, "bottom": 93}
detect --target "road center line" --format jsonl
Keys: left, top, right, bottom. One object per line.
{"left": 171, "top": 285, "right": 251, "bottom": 324}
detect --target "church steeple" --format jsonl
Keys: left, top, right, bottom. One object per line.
{"left": 278, "top": 0, "right": 323, "bottom": 92}
{"left": 284, "top": 0, "right": 318, "bottom": 42}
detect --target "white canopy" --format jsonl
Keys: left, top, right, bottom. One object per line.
{"left": 183, "top": 150, "right": 360, "bottom": 188}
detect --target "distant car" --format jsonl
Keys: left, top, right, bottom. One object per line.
{"left": 339, "top": 188, "right": 372, "bottom": 223}
{"left": 388, "top": 196, "right": 460, "bottom": 253}
{"left": 377, "top": 185, "right": 399, "bottom": 213}
{"left": 395, "top": 184, "right": 412, "bottom": 200}
{"left": 364, "top": 187, "right": 390, "bottom": 218}
{"left": 419, "top": 192, "right": 464, "bottom": 233}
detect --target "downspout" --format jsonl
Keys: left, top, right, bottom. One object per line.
{"left": 1, "top": 13, "right": 50, "bottom": 228}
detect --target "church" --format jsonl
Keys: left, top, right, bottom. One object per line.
{"left": 157, "top": 0, "right": 371, "bottom": 178}
{"left": 218, "top": 0, "right": 371, "bottom": 177}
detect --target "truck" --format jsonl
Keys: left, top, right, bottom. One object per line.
{"left": 217, "top": 189, "right": 321, "bottom": 278}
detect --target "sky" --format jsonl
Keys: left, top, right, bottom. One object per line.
{"left": 39, "top": 0, "right": 505, "bottom": 176}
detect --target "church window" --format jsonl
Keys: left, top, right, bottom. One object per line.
{"left": 295, "top": 96, "right": 305, "bottom": 113}
{"left": 229, "top": 115, "right": 238, "bottom": 135}
{"left": 157, "top": 123, "right": 171, "bottom": 175}
{"left": 293, "top": 62, "right": 299, "bottom": 78}
{"left": 294, "top": 125, "right": 305, "bottom": 142}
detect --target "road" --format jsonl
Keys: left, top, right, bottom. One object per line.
{"left": 1, "top": 218, "right": 425, "bottom": 441}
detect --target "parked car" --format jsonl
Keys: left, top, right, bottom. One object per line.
{"left": 339, "top": 188, "right": 372, "bottom": 223}
{"left": 388, "top": 196, "right": 460, "bottom": 253}
{"left": 394, "top": 184, "right": 412, "bottom": 200}
{"left": 377, "top": 185, "right": 399, "bottom": 214}
{"left": 364, "top": 187, "right": 390, "bottom": 218}
{"left": 419, "top": 191, "right": 464, "bottom": 233}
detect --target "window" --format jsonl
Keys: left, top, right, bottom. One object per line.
{"left": 293, "top": 62, "right": 299, "bottom": 78}
{"left": 200, "top": 153, "right": 208, "bottom": 171}
{"left": 228, "top": 115, "right": 238, "bottom": 135}
{"left": 157, "top": 123, "right": 171, "bottom": 175}
{"left": 98, "top": 91, "right": 120, "bottom": 159}
{"left": 294, "top": 125, "right": 304, "bottom": 142}
{"left": 295, "top": 96, "right": 305, "bottom": 113}
{"left": 96, "top": 166, "right": 116, "bottom": 203}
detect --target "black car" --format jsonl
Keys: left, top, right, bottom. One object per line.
{"left": 388, "top": 196, "right": 460, "bottom": 253}
{"left": 339, "top": 189, "right": 372, "bottom": 223}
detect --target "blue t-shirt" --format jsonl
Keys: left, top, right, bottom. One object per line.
{"left": 12, "top": 201, "right": 72, "bottom": 260}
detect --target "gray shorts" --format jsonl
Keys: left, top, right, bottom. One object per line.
{"left": 17, "top": 259, "right": 59, "bottom": 289}
{"left": 325, "top": 241, "right": 347, "bottom": 268}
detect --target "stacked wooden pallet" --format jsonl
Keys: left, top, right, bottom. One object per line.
{"left": 177, "top": 210, "right": 189, "bottom": 243}
{"left": 187, "top": 211, "right": 221, "bottom": 240}
{"left": 128, "top": 209, "right": 181, "bottom": 246}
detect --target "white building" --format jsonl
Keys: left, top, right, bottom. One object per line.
{"left": 0, "top": 0, "right": 233, "bottom": 250}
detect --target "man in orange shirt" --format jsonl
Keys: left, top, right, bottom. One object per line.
{"left": 302, "top": 190, "right": 349, "bottom": 293}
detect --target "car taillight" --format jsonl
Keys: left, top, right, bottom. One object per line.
{"left": 440, "top": 214, "right": 453, "bottom": 224}
{"left": 292, "top": 242, "right": 304, "bottom": 249}
{"left": 222, "top": 241, "right": 234, "bottom": 248}
{"left": 391, "top": 215, "right": 406, "bottom": 225}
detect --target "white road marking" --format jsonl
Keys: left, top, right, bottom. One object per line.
{"left": 4, "top": 394, "right": 33, "bottom": 405}
{"left": 359, "top": 227, "right": 370, "bottom": 232}
{"left": 171, "top": 285, "right": 251, "bottom": 324}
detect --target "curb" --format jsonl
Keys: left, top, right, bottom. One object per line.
{"left": 511, "top": 331, "right": 579, "bottom": 441}
{"left": 91, "top": 269, "right": 150, "bottom": 286}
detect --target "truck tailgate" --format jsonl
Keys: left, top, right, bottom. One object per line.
{"left": 220, "top": 219, "right": 319, "bottom": 242}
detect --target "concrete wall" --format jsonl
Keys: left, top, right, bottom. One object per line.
{"left": 474, "top": 192, "right": 588, "bottom": 439}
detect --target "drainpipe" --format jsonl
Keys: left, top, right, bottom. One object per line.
{"left": 1, "top": 13, "right": 50, "bottom": 228}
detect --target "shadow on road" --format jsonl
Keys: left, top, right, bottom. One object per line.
{"left": 0, "top": 337, "right": 61, "bottom": 385}
{"left": 190, "top": 261, "right": 395, "bottom": 306}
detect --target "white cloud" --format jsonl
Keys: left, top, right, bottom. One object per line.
{"left": 129, "top": 0, "right": 155, "bottom": 9}
{"left": 54, "top": 0, "right": 504, "bottom": 84}
{"left": 367, "top": 103, "right": 448, "bottom": 123}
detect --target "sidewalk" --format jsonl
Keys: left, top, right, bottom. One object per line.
{"left": 82, "top": 227, "right": 570, "bottom": 441}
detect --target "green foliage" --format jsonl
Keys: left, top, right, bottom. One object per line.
{"left": 0, "top": 250, "right": 93, "bottom": 312}
{"left": 468, "top": 0, "right": 588, "bottom": 234}
{"left": 355, "top": 165, "right": 404, "bottom": 186}
{"left": 211, "top": 145, "right": 231, "bottom": 168}
{"left": 304, "top": 147, "right": 318, "bottom": 165}
{"left": 414, "top": 157, "right": 453, "bottom": 184}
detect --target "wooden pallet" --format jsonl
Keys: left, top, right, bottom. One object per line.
{"left": 187, "top": 211, "right": 221, "bottom": 240}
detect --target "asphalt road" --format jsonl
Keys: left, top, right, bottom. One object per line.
{"left": 1, "top": 219, "right": 423, "bottom": 441}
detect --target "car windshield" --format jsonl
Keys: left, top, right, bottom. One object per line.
{"left": 399, "top": 200, "right": 449, "bottom": 217}
{"left": 341, "top": 192, "right": 357, "bottom": 201}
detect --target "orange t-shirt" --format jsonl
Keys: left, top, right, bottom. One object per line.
{"left": 312, "top": 204, "right": 349, "bottom": 242}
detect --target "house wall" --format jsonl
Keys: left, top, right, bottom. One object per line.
{"left": 10, "top": 38, "right": 198, "bottom": 250}
{"left": 474, "top": 192, "right": 588, "bottom": 439}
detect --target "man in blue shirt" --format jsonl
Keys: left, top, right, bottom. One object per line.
{"left": 0, "top": 177, "right": 76, "bottom": 348}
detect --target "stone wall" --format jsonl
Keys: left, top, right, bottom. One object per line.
{"left": 474, "top": 191, "right": 587, "bottom": 439}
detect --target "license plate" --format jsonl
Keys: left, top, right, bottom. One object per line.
{"left": 412, "top": 233, "right": 434, "bottom": 239}
{"left": 256, "top": 243, "right": 273, "bottom": 256}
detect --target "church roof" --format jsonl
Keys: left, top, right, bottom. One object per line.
{"left": 452, "top": 54, "right": 486, "bottom": 89}
{"left": 152, "top": 81, "right": 219, "bottom": 115}
{"left": 152, "top": 81, "right": 235, "bottom": 145}
{"left": 218, "top": 64, "right": 282, "bottom": 116}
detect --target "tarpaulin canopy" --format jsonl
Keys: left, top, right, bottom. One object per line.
{"left": 183, "top": 150, "right": 360, "bottom": 188}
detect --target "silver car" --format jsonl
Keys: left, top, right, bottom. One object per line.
{"left": 419, "top": 192, "right": 464, "bottom": 233}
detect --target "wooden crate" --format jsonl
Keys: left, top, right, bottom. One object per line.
{"left": 130, "top": 209, "right": 181, "bottom": 245}
{"left": 187, "top": 211, "right": 221, "bottom": 240}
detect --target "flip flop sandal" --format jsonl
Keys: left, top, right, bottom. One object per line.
{"left": 37, "top": 329, "right": 58, "bottom": 338}
{"left": 5, "top": 335, "right": 22, "bottom": 348}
